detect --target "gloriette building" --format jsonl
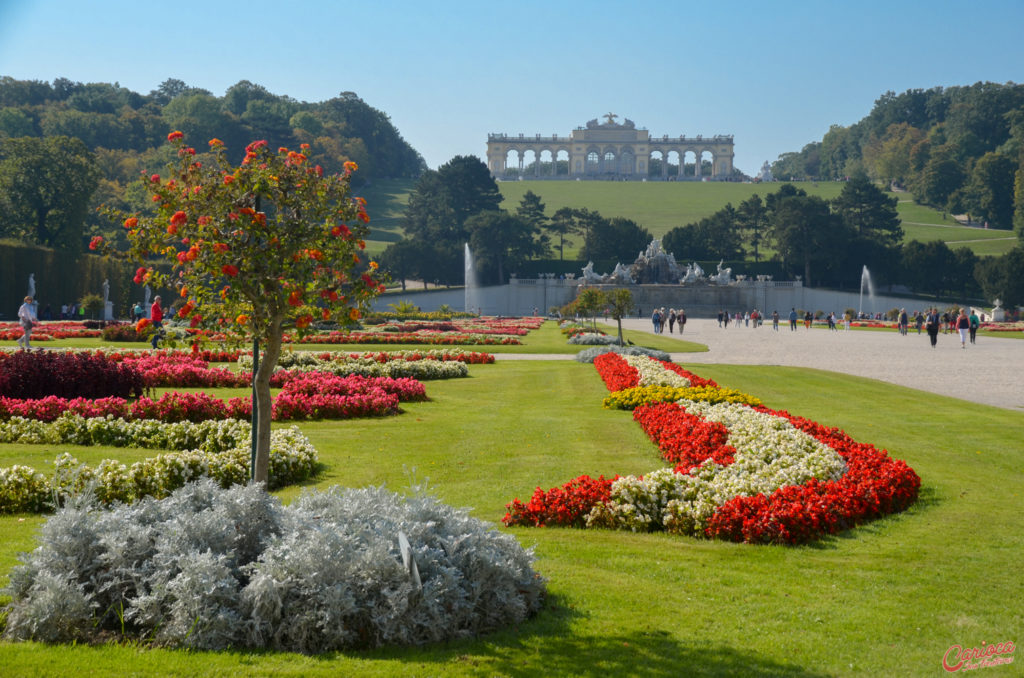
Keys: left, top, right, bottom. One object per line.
{"left": 486, "top": 113, "right": 734, "bottom": 180}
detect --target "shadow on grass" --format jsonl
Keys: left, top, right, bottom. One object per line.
{"left": 305, "top": 593, "right": 830, "bottom": 677}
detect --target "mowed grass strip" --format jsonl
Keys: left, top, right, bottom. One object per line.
{"left": 1, "top": 357, "right": 1021, "bottom": 676}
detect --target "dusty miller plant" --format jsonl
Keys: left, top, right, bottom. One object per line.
{"left": 2, "top": 479, "right": 545, "bottom": 652}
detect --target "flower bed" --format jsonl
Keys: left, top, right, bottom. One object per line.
{"left": 0, "top": 371, "right": 426, "bottom": 423}
{"left": 504, "top": 354, "right": 920, "bottom": 545}
{"left": 0, "top": 321, "right": 103, "bottom": 341}
{"left": 0, "top": 424, "right": 318, "bottom": 512}
{"left": 294, "top": 331, "right": 521, "bottom": 345}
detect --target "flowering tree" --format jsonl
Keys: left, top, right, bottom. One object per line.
{"left": 99, "top": 132, "right": 384, "bottom": 483}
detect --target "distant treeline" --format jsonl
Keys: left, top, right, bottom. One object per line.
{"left": 771, "top": 82, "right": 1024, "bottom": 232}
{"left": 0, "top": 76, "right": 426, "bottom": 250}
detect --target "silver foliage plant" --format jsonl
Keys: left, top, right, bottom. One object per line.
{"left": 574, "top": 345, "right": 672, "bottom": 363}
{"left": 2, "top": 479, "right": 546, "bottom": 652}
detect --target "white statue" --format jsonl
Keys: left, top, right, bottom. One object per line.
{"left": 713, "top": 260, "right": 732, "bottom": 284}
{"left": 27, "top": 273, "right": 35, "bottom": 298}
{"left": 582, "top": 261, "right": 605, "bottom": 284}
{"left": 102, "top": 279, "right": 110, "bottom": 304}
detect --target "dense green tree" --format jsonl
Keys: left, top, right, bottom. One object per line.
{"left": 583, "top": 216, "right": 652, "bottom": 262}
{"left": 662, "top": 205, "right": 744, "bottom": 262}
{"left": 915, "top": 148, "right": 965, "bottom": 209}
{"left": 736, "top": 194, "right": 768, "bottom": 262}
{"left": 767, "top": 186, "right": 844, "bottom": 286}
{"left": 466, "top": 210, "right": 542, "bottom": 284}
{"left": 0, "top": 136, "right": 99, "bottom": 249}
{"left": 962, "top": 152, "right": 1017, "bottom": 228}
{"left": 0, "top": 107, "right": 36, "bottom": 137}
{"left": 899, "top": 239, "right": 979, "bottom": 296}
{"left": 515, "top": 190, "right": 551, "bottom": 257}
{"left": 380, "top": 237, "right": 429, "bottom": 291}
{"left": 546, "top": 207, "right": 578, "bottom": 261}
{"left": 974, "top": 247, "right": 1024, "bottom": 307}
{"left": 831, "top": 172, "right": 903, "bottom": 246}
{"left": 1013, "top": 164, "right": 1024, "bottom": 242}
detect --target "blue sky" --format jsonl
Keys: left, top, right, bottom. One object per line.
{"left": 1, "top": 0, "right": 1022, "bottom": 175}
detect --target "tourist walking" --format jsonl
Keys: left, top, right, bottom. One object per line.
{"left": 969, "top": 309, "right": 980, "bottom": 344}
{"left": 772, "top": 310, "right": 779, "bottom": 331}
{"left": 925, "top": 308, "right": 940, "bottom": 348}
{"left": 677, "top": 309, "right": 687, "bottom": 333}
{"left": 915, "top": 311, "right": 924, "bottom": 334}
{"left": 17, "top": 296, "right": 37, "bottom": 349}
{"left": 717, "top": 309, "right": 723, "bottom": 327}
{"left": 668, "top": 309, "right": 677, "bottom": 334}
{"left": 150, "top": 295, "right": 164, "bottom": 349}
{"left": 804, "top": 311, "right": 813, "bottom": 330}
{"left": 956, "top": 308, "right": 970, "bottom": 348}
{"left": 789, "top": 308, "right": 798, "bottom": 331}
{"left": 898, "top": 308, "right": 909, "bottom": 336}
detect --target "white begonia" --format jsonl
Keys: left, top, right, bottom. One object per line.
{"left": 623, "top": 355, "right": 692, "bottom": 388}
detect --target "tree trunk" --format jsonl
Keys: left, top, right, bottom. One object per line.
{"left": 252, "top": 318, "right": 284, "bottom": 485}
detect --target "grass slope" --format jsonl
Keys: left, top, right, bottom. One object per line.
{"left": 363, "top": 179, "right": 1017, "bottom": 259}
{"left": 1, "top": 342, "right": 1021, "bottom": 676}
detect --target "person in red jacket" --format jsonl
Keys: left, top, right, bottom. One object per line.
{"left": 150, "top": 296, "right": 163, "bottom": 349}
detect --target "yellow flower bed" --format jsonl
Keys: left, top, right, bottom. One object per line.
{"left": 602, "top": 385, "right": 764, "bottom": 410}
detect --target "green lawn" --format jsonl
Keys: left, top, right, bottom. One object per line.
{"left": 1, "top": 337, "right": 1022, "bottom": 676}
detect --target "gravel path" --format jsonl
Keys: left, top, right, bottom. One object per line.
{"left": 500, "top": 318, "right": 1024, "bottom": 411}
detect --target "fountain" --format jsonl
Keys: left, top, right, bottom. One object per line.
{"left": 858, "top": 265, "right": 875, "bottom": 318}
{"left": 464, "top": 243, "right": 479, "bottom": 314}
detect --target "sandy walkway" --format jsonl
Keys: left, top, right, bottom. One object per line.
{"left": 503, "top": 318, "right": 1024, "bottom": 411}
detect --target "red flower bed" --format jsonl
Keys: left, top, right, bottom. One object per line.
{"left": 592, "top": 353, "right": 640, "bottom": 391}
{"left": 702, "top": 406, "right": 921, "bottom": 545}
{"left": 292, "top": 331, "right": 521, "bottom": 345}
{"left": 503, "top": 360, "right": 921, "bottom": 545}
{"left": 633, "top": 402, "right": 736, "bottom": 473}
{"left": 503, "top": 474, "right": 619, "bottom": 528}
{"left": 0, "top": 371, "right": 428, "bottom": 423}
{"left": 591, "top": 353, "right": 720, "bottom": 392}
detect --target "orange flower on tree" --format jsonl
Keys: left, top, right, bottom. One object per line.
{"left": 208, "top": 138, "right": 223, "bottom": 147}
{"left": 236, "top": 314, "right": 249, "bottom": 325}
{"left": 349, "top": 307, "right": 361, "bottom": 321}
{"left": 124, "top": 217, "right": 138, "bottom": 229}
{"left": 88, "top": 235, "right": 103, "bottom": 250}
{"left": 222, "top": 264, "right": 239, "bottom": 277}
{"left": 295, "top": 314, "right": 313, "bottom": 329}
{"left": 170, "top": 210, "right": 188, "bottom": 228}
{"left": 288, "top": 290, "right": 303, "bottom": 306}
{"left": 135, "top": 318, "right": 151, "bottom": 332}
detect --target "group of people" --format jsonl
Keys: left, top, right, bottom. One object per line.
{"left": 650, "top": 307, "right": 687, "bottom": 334}
{"left": 924, "top": 307, "right": 979, "bottom": 348}
{"left": 716, "top": 309, "right": 766, "bottom": 329}
{"left": 15, "top": 295, "right": 167, "bottom": 351}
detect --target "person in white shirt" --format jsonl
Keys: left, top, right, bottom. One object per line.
{"left": 17, "top": 295, "right": 38, "bottom": 349}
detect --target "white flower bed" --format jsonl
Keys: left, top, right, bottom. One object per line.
{"left": 588, "top": 400, "right": 847, "bottom": 535}
{"left": 0, "top": 420, "right": 319, "bottom": 512}
{"left": 623, "top": 354, "right": 692, "bottom": 388}
{"left": 238, "top": 353, "right": 469, "bottom": 380}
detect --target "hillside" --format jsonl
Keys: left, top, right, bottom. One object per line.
{"left": 363, "top": 180, "right": 1015, "bottom": 260}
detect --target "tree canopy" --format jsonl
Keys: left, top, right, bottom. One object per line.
{"left": 98, "top": 132, "right": 384, "bottom": 484}
{"left": 0, "top": 135, "right": 99, "bottom": 249}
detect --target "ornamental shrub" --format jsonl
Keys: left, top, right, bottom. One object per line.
{"left": 100, "top": 323, "right": 141, "bottom": 342}
{"left": 0, "top": 350, "right": 144, "bottom": 400}
{"left": 3, "top": 480, "right": 545, "bottom": 651}
{"left": 573, "top": 346, "right": 671, "bottom": 363}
